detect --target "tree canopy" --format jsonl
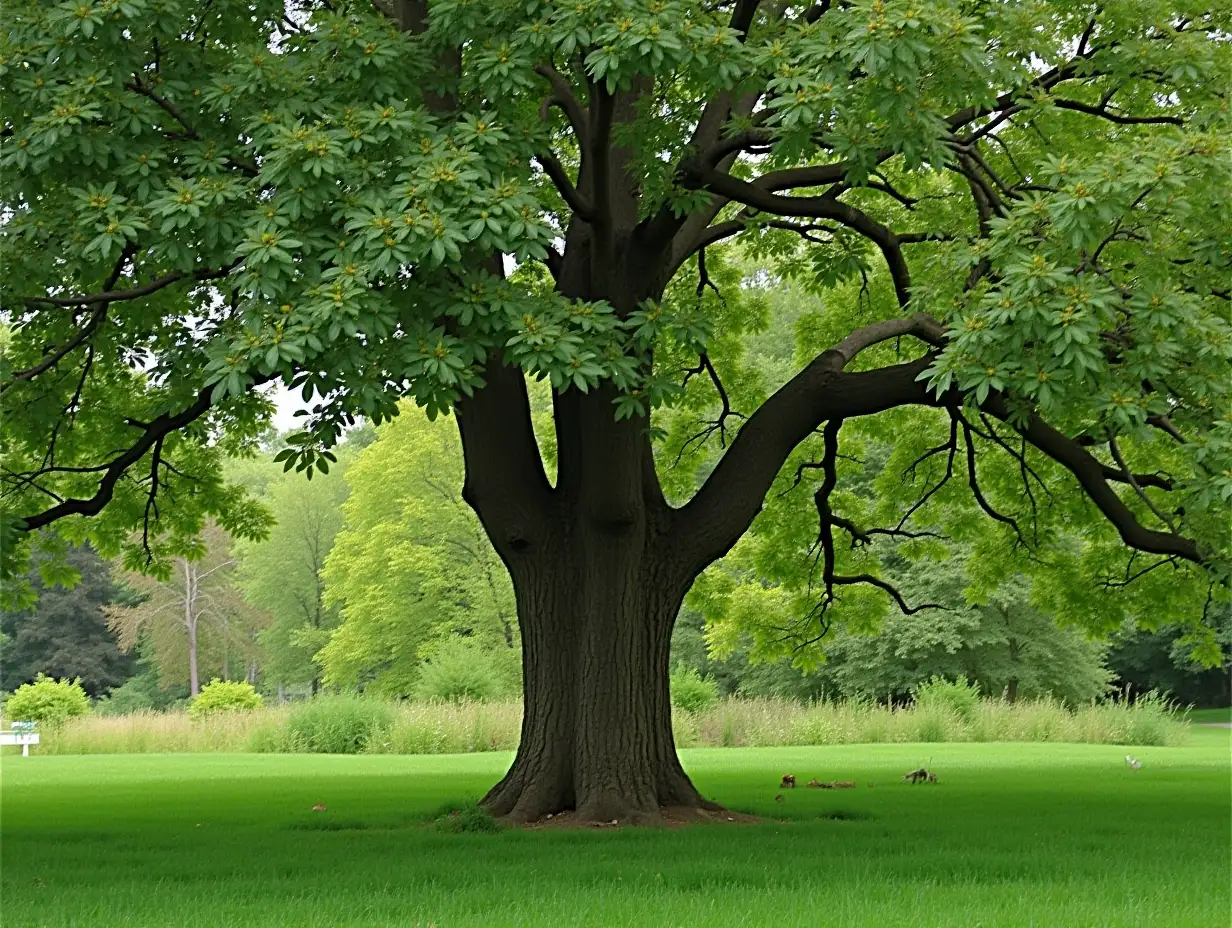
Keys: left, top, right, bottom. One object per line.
{"left": 3, "top": 0, "right": 1227, "bottom": 591}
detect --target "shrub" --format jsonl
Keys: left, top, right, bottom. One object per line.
{"left": 4, "top": 675, "right": 90, "bottom": 726}
{"left": 187, "top": 680, "right": 263, "bottom": 718}
{"left": 912, "top": 675, "right": 981, "bottom": 723}
{"left": 96, "top": 673, "right": 188, "bottom": 716}
{"left": 414, "top": 640, "right": 512, "bottom": 703}
{"left": 278, "top": 695, "right": 395, "bottom": 754}
{"left": 95, "top": 680, "right": 159, "bottom": 716}
{"left": 670, "top": 663, "right": 719, "bottom": 713}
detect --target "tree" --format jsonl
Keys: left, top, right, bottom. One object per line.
{"left": 106, "top": 523, "right": 265, "bottom": 695}
{"left": 235, "top": 457, "right": 349, "bottom": 694}
{"left": 315, "top": 402, "right": 517, "bottom": 695}
{"left": 3, "top": 1, "right": 1229, "bottom": 823}
{"left": 0, "top": 542, "right": 135, "bottom": 697}
{"left": 1106, "top": 611, "right": 1232, "bottom": 708}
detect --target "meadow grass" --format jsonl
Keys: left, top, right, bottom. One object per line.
{"left": 1, "top": 728, "right": 1227, "bottom": 927}
{"left": 23, "top": 694, "right": 1189, "bottom": 756}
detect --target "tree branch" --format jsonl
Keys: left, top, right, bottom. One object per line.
{"left": 534, "top": 64, "right": 591, "bottom": 150}
{"left": 456, "top": 356, "right": 554, "bottom": 559}
{"left": 1107, "top": 436, "right": 1178, "bottom": 533}
{"left": 1052, "top": 98, "right": 1183, "bottom": 126}
{"left": 533, "top": 151, "right": 595, "bottom": 220}
{"left": 680, "top": 165, "right": 914, "bottom": 308}
{"left": 22, "top": 263, "right": 239, "bottom": 308}
{"left": 982, "top": 396, "right": 1201, "bottom": 563}
{"left": 678, "top": 355, "right": 940, "bottom": 572}
{"left": 18, "top": 383, "right": 247, "bottom": 532}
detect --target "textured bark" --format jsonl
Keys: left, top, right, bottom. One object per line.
{"left": 458, "top": 367, "right": 716, "bottom": 824}
{"left": 480, "top": 536, "right": 713, "bottom": 824}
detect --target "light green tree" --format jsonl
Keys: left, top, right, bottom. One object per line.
{"left": 235, "top": 460, "right": 349, "bottom": 695}
{"left": 317, "top": 402, "right": 517, "bottom": 696}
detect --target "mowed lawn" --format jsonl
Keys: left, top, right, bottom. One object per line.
{"left": 2, "top": 732, "right": 1228, "bottom": 928}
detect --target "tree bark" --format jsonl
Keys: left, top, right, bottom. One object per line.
{"left": 183, "top": 559, "right": 201, "bottom": 697}
{"left": 187, "top": 617, "right": 200, "bottom": 697}
{"left": 479, "top": 533, "right": 714, "bottom": 825}
{"left": 457, "top": 367, "right": 716, "bottom": 824}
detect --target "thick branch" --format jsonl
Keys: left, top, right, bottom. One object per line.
{"left": 983, "top": 397, "right": 1201, "bottom": 563}
{"left": 534, "top": 64, "right": 590, "bottom": 147}
{"left": 456, "top": 357, "right": 553, "bottom": 560}
{"left": 533, "top": 151, "right": 595, "bottom": 220}
{"left": 824, "top": 313, "right": 946, "bottom": 369}
{"left": 677, "top": 355, "right": 939, "bottom": 572}
{"left": 681, "top": 166, "right": 913, "bottom": 308}
{"left": 19, "top": 384, "right": 236, "bottom": 532}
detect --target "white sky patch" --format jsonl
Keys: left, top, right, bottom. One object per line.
{"left": 265, "top": 382, "right": 315, "bottom": 433}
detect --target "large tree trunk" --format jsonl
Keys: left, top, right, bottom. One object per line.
{"left": 480, "top": 540, "right": 714, "bottom": 825}
{"left": 459, "top": 366, "right": 722, "bottom": 825}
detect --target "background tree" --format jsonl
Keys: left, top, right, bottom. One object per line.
{"left": 235, "top": 458, "right": 349, "bottom": 695}
{"left": 317, "top": 403, "right": 518, "bottom": 695}
{"left": 106, "top": 523, "right": 265, "bottom": 695}
{"left": 0, "top": 542, "right": 135, "bottom": 697}
{"left": 3, "top": 1, "right": 1229, "bottom": 822}
{"left": 1107, "top": 612, "right": 1232, "bottom": 709}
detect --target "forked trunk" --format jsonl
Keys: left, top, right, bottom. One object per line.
{"left": 480, "top": 540, "right": 716, "bottom": 825}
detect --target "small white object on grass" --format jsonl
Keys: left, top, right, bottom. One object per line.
{"left": 1125, "top": 755, "right": 1142, "bottom": 769}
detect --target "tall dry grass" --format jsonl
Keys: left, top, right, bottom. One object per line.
{"left": 29, "top": 693, "right": 1188, "bottom": 756}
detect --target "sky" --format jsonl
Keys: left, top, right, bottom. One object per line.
{"left": 267, "top": 383, "right": 314, "bottom": 433}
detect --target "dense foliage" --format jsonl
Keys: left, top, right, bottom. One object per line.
{"left": 316, "top": 403, "right": 518, "bottom": 695}
{"left": 0, "top": 542, "right": 134, "bottom": 696}
{"left": 187, "top": 678, "right": 263, "bottom": 717}
{"left": 2, "top": 0, "right": 1227, "bottom": 621}
{"left": 4, "top": 673, "right": 90, "bottom": 725}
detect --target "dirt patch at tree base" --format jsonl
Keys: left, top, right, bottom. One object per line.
{"left": 519, "top": 805, "right": 761, "bottom": 830}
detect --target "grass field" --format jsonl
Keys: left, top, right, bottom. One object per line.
{"left": 2, "top": 730, "right": 1228, "bottom": 927}
{"left": 1186, "top": 707, "right": 1231, "bottom": 725}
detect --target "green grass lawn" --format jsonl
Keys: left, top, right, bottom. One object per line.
{"left": 2, "top": 731, "right": 1229, "bottom": 927}
{"left": 1186, "top": 707, "right": 1231, "bottom": 725}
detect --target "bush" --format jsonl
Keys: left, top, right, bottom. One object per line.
{"left": 95, "top": 680, "right": 159, "bottom": 716}
{"left": 670, "top": 663, "right": 719, "bottom": 713}
{"left": 4, "top": 675, "right": 90, "bottom": 727}
{"left": 414, "top": 640, "right": 512, "bottom": 703}
{"left": 278, "top": 695, "right": 395, "bottom": 754}
{"left": 187, "top": 680, "right": 263, "bottom": 718}
{"left": 912, "top": 675, "right": 981, "bottom": 723}
{"left": 97, "top": 673, "right": 188, "bottom": 716}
